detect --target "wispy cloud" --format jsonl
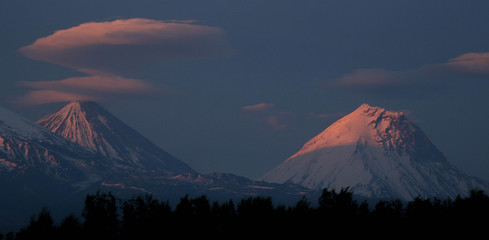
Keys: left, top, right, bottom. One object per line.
{"left": 266, "top": 112, "right": 288, "bottom": 130}
{"left": 20, "top": 75, "right": 158, "bottom": 94}
{"left": 17, "top": 75, "right": 163, "bottom": 106}
{"left": 321, "top": 51, "right": 489, "bottom": 96}
{"left": 330, "top": 68, "right": 404, "bottom": 88}
{"left": 445, "top": 52, "right": 489, "bottom": 74}
{"left": 242, "top": 103, "right": 275, "bottom": 112}
{"left": 242, "top": 102, "right": 289, "bottom": 130}
{"left": 17, "top": 18, "right": 232, "bottom": 105}
{"left": 16, "top": 90, "right": 99, "bottom": 106}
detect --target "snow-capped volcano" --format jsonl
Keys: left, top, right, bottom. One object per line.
{"left": 0, "top": 105, "right": 102, "bottom": 186}
{"left": 259, "top": 103, "right": 489, "bottom": 200}
{"left": 37, "top": 101, "right": 195, "bottom": 174}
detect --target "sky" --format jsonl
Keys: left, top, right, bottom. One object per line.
{"left": 1, "top": 0, "right": 489, "bottom": 181}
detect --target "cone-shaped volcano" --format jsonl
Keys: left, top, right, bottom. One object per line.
{"left": 37, "top": 101, "right": 195, "bottom": 174}
{"left": 259, "top": 104, "right": 489, "bottom": 200}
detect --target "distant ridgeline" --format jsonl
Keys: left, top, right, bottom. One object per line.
{"left": 4, "top": 188, "right": 489, "bottom": 239}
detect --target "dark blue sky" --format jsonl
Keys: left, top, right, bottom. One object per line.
{"left": 1, "top": 0, "right": 489, "bottom": 180}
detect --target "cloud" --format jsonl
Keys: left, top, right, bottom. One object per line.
{"left": 242, "top": 103, "right": 289, "bottom": 130}
{"left": 321, "top": 51, "right": 489, "bottom": 97}
{"left": 16, "top": 90, "right": 99, "bottom": 106}
{"left": 266, "top": 113, "right": 288, "bottom": 130}
{"left": 445, "top": 52, "right": 489, "bottom": 74}
{"left": 20, "top": 75, "right": 159, "bottom": 94}
{"left": 242, "top": 103, "right": 275, "bottom": 112}
{"left": 17, "top": 18, "right": 232, "bottom": 105}
{"left": 19, "top": 18, "right": 233, "bottom": 75}
{"left": 17, "top": 74, "right": 163, "bottom": 106}
{"left": 330, "top": 68, "right": 403, "bottom": 88}
{"left": 320, "top": 68, "right": 419, "bottom": 98}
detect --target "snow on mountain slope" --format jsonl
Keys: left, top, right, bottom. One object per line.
{"left": 259, "top": 103, "right": 489, "bottom": 200}
{"left": 0, "top": 105, "right": 103, "bottom": 187}
{"left": 37, "top": 101, "right": 195, "bottom": 174}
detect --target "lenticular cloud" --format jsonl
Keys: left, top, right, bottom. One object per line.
{"left": 19, "top": 18, "right": 232, "bottom": 74}
{"left": 18, "top": 18, "right": 232, "bottom": 105}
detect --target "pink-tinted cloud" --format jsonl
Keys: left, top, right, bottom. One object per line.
{"left": 19, "top": 18, "right": 233, "bottom": 75}
{"left": 17, "top": 75, "right": 163, "bottom": 106}
{"left": 242, "top": 103, "right": 289, "bottom": 130}
{"left": 20, "top": 75, "right": 159, "bottom": 94}
{"left": 445, "top": 52, "right": 489, "bottom": 74}
{"left": 16, "top": 90, "right": 99, "bottom": 106}
{"left": 330, "top": 68, "right": 402, "bottom": 88}
{"left": 267, "top": 112, "right": 288, "bottom": 130}
{"left": 322, "top": 51, "right": 489, "bottom": 97}
{"left": 242, "top": 103, "right": 275, "bottom": 112}
{"left": 328, "top": 52, "right": 489, "bottom": 88}
{"left": 17, "top": 18, "right": 231, "bottom": 105}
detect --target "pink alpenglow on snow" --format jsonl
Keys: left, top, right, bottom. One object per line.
{"left": 259, "top": 103, "right": 489, "bottom": 200}
{"left": 290, "top": 103, "right": 405, "bottom": 157}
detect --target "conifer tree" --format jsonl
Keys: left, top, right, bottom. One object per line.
{"left": 82, "top": 191, "right": 119, "bottom": 238}
{"left": 15, "top": 208, "right": 55, "bottom": 240}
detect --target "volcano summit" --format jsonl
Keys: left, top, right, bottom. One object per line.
{"left": 37, "top": 101, "right": 195, "bottom": 174}
{"left": 259, "top": 103, "right": 489, "bottom": 200}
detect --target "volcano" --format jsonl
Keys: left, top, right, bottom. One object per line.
{"left": 259, "top": 103, "right": 489, "bottom": 200}
{"left": 37, "top": 101, "right": 195, "bottom": 174}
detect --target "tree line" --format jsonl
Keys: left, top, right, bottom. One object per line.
{"left": 2, "top": 187, "right": 488, "bottom": 239}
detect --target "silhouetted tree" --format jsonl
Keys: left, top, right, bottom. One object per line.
{"left": 120, "top": 194, "right": 171, "bottom": 240}
{"left": 372, "top": 199, "right": 403, "bottom": 220}
{"left": 57, "top": 214, "right": 83, "bottom": 240}
{"left": 174, "top": 194, "right": 193, "bottom": 218}
{"left": 15, "top": 208, "right": 55, "bottom": 240}
{"left": 82, "top": 191, "right": 119, "bottom": 239}
{"left": 211, "top": 199, "right": 237, "bottom": 234}
{"left": 452, "top": 188, "right": 489, "bottom": 231}
{"left": 12, "top": 188, "right": 489, "bottom": 238}
{"left": 237, "top": 196, "right": 274, "bottom": 218}
{"left": 236, "top": 196, "right": 276, "bottom": 235}
{"left": 211, "top": 199, "right": 236, "bottom": 218}
{"left": 191, "top": 195, "right": 211, "bottom": 218}
{"left": 318, "top": 187, "right": 358, "bottom": 220}
{"left": 288, "top": 196, "right": 313, "bottom": 218}
{"left": 4, "top": 232, "right": 13, "bottom": 240}
{"left": 406, "top": 197, "right": 434, "bottom": 219}
{"left": 357, "top": 200, "right": 370, "bottom": 219}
